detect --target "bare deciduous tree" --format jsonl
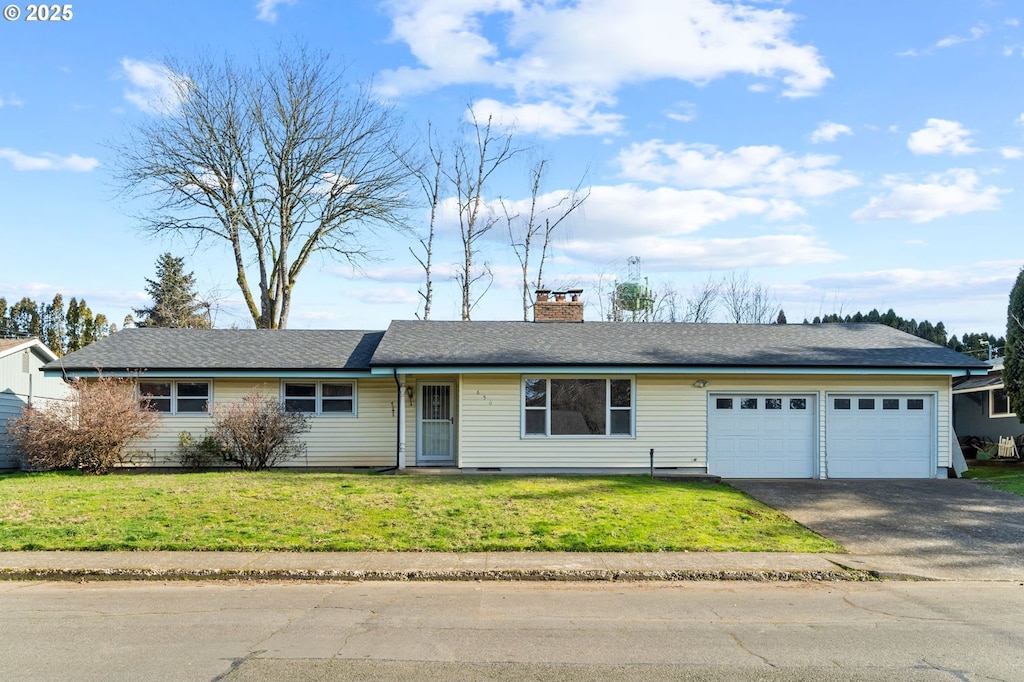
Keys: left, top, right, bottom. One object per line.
{"left": 721, "top": 271, "right": 780, "bottom": 324}
{"left": 403, "top": 123, "right": 445, "bottom": 320}
{"left": 113, "top": 44, "right": 413, "bottom": 329}
{"left": 446, "top": 110, "right": 521, "bottom": 320}
{"left": 505, "top": 160, "right": 589, "bottom": 321}
{"left": 684, "top": 275, "right": 720, "bottom": 323}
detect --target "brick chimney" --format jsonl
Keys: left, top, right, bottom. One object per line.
{"left": 534, "top": 288, "right": 584, "bottom": 322}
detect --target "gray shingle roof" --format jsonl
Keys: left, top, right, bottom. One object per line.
{"left": 41, "top": 322, "right": 989, "bottom": 374}
{"left": 371, "top": 321, "right": 989, "bottom": 370}
{"left": 42, "top": 329, "right": 384, "bottom": 373}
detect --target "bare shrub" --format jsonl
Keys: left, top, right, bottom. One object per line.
{"left": 213, "top": 389, "right": 310, "bottom": 470}
{"left": 6, "top": 376, "right": 159, "bottom": 474}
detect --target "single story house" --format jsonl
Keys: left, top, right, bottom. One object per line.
{"left": 1, "top": 337, "right": 72, "bottom": 469}
{"left": 953, "top": 358, "right": 1024, "bottom": 443}
{"left": 40, "top": 292, "right": 988, "bottom": 478}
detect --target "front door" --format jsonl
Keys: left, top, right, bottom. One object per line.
{"left": 417, "top": 383, "right": 455, "bottom": 466}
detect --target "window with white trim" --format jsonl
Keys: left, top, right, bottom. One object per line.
{"left": 992, "top": 388, "right": 1014, "bottom": 417}
{"left": 138, "top": 381, "right": 211, "bottom": 415}
{"left": 283, "top": 381, "right": 356, "bottom": 415}
{"left": 523, "top": 377, "right": 633, "bottom": 437}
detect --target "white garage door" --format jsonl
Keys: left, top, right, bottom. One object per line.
{"left": 708, "top": 394, "right": 816, "bottom": 478}
{"left": 826, "top": 394, "right": 934, "bottom": 478}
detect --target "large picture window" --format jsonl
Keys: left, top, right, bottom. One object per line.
{"left": 283, "top": 381, "right": 356, "bottom": 415}
{"left": 523, "top": 377, "right": 633, "bottom": 437}
{"left": 138, "top": 381, "right": 211, "bottom": 415}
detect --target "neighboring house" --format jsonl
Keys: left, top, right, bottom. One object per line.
{"left": 0, "top": 338, "right": 72, "bottom": 469}
{"left": 952, "top": 359, "right": 1024, "bottom": 442}
{"left": 41, "top": 291, "right": 988, "bottom": 479}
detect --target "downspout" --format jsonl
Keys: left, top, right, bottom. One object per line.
{"left": 393, "top": 369, "right": 401, "bottom": 470}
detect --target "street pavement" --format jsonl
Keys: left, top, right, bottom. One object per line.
{"left": 2, "top": 580, "right": 1023, "bottom": 681}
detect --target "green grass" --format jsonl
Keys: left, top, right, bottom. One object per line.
{"left": 0, "top": 471, "right": 840, "bottom": 553}
{"left": 963, "top": 465, "right": 1024, "bottom": 496}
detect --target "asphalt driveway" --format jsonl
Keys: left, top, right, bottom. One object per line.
{"left": 729, "top": 478, "right": 1024, "bottom": 580}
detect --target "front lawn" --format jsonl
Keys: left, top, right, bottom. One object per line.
{"left": 963, "top": 465, "right": 1024, "bottom": 496}
{"left": 0, "top": 471, "right": 840, "bottom": 553}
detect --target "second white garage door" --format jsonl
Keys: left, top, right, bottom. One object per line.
{"left": 707, "top": 394, "right": 816, "bottom": 478}
{"left": 825, "top": 394, "right": 934, "bottom": 478}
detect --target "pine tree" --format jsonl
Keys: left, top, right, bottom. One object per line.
{"left": 134, "top": 253, "right": 211, "bottom": 328}
{"left": 43, "top": 294, "right": 66, "bottom": 355}
{"left": 1005, "top": 266, "right": 1024, "bottom": 423}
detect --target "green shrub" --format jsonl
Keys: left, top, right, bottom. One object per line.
{"left": 176, "top": 431, "right": 223, "bottom": 469}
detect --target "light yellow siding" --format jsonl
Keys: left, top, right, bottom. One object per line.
{"left": 131, "top": 377, "right": 396, "bottom": 467}
{"left": 401, "top": 372, "right": 951, "bottom": 475}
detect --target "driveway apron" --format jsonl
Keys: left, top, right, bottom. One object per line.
{"left": 729, "top": 479, "right": 1024, "bottom": 581}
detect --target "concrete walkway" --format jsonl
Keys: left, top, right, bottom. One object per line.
{"left": 0, "top": 550, "right": 865, "bottom": 582}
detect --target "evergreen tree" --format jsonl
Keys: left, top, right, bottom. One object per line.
{"left": 1005, "top": 267, "right": 1024, "bottom": 423}
{"left": 776, "top": 309, "right": 787, "bottom": 324}
{"left": 9, "top": 298, "right": 41, "bottom": 338}
{"left": 42, "top": 294, "right": 66, "bottom": 355}
{"left": 134, "top": 253, "right": 211, "bottom": 328}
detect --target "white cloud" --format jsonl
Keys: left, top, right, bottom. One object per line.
{"left": 120, "top": 58, "right": 188, "bottom": 115}
{"left": 852, "top": 169, "right": 1005, "bottom": 223}
{"left": 906, "top": 118, "right": 978, "bottom": 155}
{"left": 0, "top": 90, "right": 24, "bottom": 107}
{"left": 562, "top": 233, "right": 842, "bottom": 270}
{"left": 379, "top": 0, "right": 831, "bottom": 137}
{"left": 810, "top": 121, "right": 852, "bottom": 144}
{"left": 935, "top": 23, "right": 989, "bottom": 49}
{"left": 550, "top": 184, "right": 809, "bottom": 245}
{"left": 1001, "top": 147, "right": 1023, "bottom": 159}
{"left": 0, "top": 148, "right": 99, "bottom": 172}
{"left": 666, "top": 102, "right": 697, "bottom": 123}
{"left": 255, "top": 0, "right": 297, "bottom": 23}
{"left": 617, "top": 140, "right": 859, "bottom": 198}
{"left": 805, "top": 262, "right": 1017, "bottom": 303}
{"left": 469, "top": 97, "right": 624, "bottom": 137}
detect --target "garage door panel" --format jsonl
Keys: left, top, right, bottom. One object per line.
{"left": 708, "top": 394, "right": 816, "bottom": 479}
{"left": 826, "top": 394, "right": 933, "bottom": 479}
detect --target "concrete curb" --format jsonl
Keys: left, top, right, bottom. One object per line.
{"left": 0, "top": 566, "right": 873, "bottom": 582}
{"left": 0, "top": 551, "right": 885, "bottom": 582}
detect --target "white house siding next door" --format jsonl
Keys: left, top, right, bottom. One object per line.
{"left": 825, "top": 394, "right": 934, "bottom": 478}
{"left": 707, "top": 394, "right": 816, "bottom": 478}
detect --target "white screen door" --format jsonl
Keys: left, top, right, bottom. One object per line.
{"left": 418, "top": 383, "right": 455, "bottom": 465}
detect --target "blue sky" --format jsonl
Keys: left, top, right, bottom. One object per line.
{"left": 1, "top": 0, "right": 1021, "bottom": 337}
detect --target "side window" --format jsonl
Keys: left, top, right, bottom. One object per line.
{"left": 321, "top": 383, "right": 354, "bottom": 414}
{"left": 139, "top": 381, "right": 211, "bottom": 414}
{"left": 283, "top": 382, "right": 356, "bottom": 414}
{"left": 176, "top": 382, "right": 210, "bottom": 413}
{"left": 284, "top": 383, "right": 317, "bottom": 413}
{"left": 139, "top": 381, "right": 171, "bottom": 412}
